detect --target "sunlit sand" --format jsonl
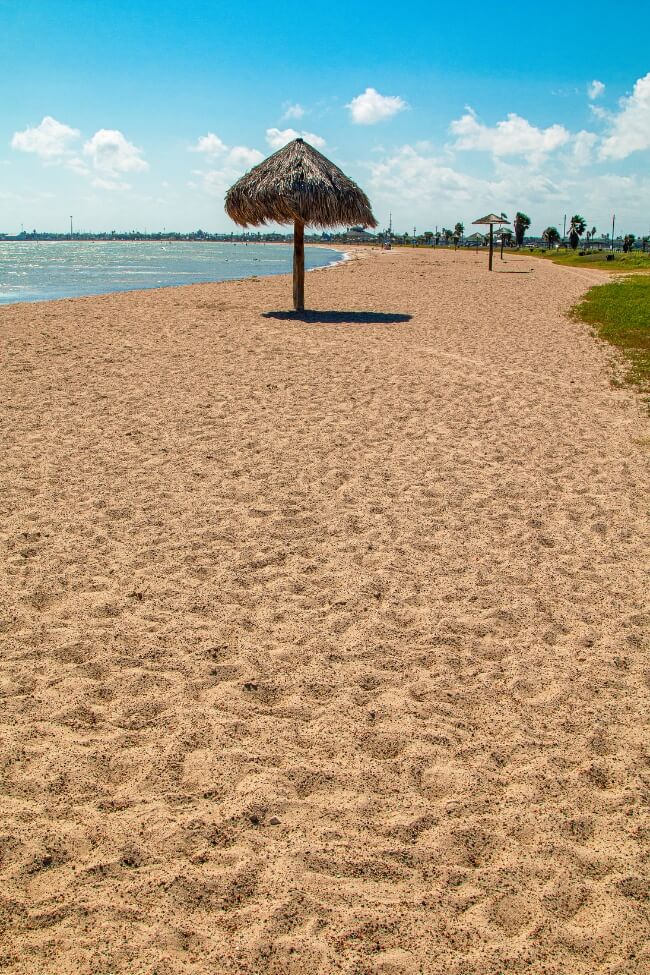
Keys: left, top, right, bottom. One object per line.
{"left": 2, "top": 247, "right": 648, "bottom": 974}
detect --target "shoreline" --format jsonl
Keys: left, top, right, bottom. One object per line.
{"left": 0, "top": 241, "right": 349, "bottom": 308}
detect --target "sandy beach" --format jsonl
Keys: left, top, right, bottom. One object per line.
{"left": 1, "top": 247, "right": 648, "bottom": 974}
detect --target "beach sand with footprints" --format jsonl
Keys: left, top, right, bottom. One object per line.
{"left": 1, "top": 247, "right": 648, "bottom": 974}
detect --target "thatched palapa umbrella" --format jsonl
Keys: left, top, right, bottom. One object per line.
{"left": 472, "top": 213, "right": 510, "bottom": 271}
{"left": 225, "top": 138, "right": 377, "bottom": 312}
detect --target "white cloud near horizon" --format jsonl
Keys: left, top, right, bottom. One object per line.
{"left": 449, "top": 108, "right": 570, "bottom": 163}
{"left": 600, "top": 72, "right": 650, "bottom": 159}
{"left": 347, "top": 88, "right": 407, "bottom": 125}
{"left": 588, "top": 80, "right": 605, "bottom": 100}
{"left": 366, "top": 136, "right": 650, "bottom": 234}
{"left": 265, "top": 127, "right": 326, "bottom": 150}
{"left": 368, "top": 145, "right": 489, "bottom": 207}
{"left": 11, "top": 116, "right": 80, "bottom": 159}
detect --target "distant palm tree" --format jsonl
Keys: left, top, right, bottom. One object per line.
{"left": 622, "top": 234, "right": 636, "bottom": 253}
{"left": 542, "top": 226, "right": 561, "bottom": 247}
{"left": 568, "top": 214, "right": 587, "bottom": 250}
{"left": 513, "top": 212, "right": 531, "bottom": 248}
{"left": 454, "top": 221, "right": 464, "bottom": 239}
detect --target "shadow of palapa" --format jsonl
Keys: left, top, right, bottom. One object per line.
{"left": 262, "top": 310, "right": 412, "bottom": 325}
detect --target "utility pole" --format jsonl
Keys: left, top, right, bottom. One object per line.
{"left": 413, "top": 225, "right": 416, "bottom": 247}
{"left": 611, "top": 213, "right": 615, "bottom": 251}
{"left": 70, "top": 216, "right": 73, "bottom": 239}
{"left": 563, "top": 214, "right": 566, "bottom": 243}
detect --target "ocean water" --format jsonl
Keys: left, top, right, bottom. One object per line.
{"left": 0, "top": 240, "right": 346, "bottom": 305}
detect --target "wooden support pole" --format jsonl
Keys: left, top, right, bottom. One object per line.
{"left": 488, "top": 224, "right": 494, "bottom": 271}
{"left": 293, "top": 218, "right": 305, "bottom": 311}
{"left": 500, "top": 234, "right": 505, "bottom": 261}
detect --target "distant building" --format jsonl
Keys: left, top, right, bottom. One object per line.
{"left": 343, "top": 226, "right": 376, "bottom": 242}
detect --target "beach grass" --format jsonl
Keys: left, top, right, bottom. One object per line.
{"left": 522, "top": 248, "right": 650, "bottom": 273}
{"left": 573, "top": 275, "right": 650, "bottom": 399}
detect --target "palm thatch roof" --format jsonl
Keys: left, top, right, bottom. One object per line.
{"left": 225, "top": 138, "right": 377, "bottom": 229}
{"left": 472, "top": 213, "right": 510, "bottom": 225}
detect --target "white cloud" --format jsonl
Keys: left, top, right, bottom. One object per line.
{"left": 189, "top": 132, "right": 263, "bottom": 171}
{"left": 65, "top": 156, "right": 91, "bottom": 177}
{"left": 227, "top": 145, "right": 264, "bottom": 168}
{"left": 9, "top": 117, "right": 145, "bottom": 192}
{"left": 600, "top": 72, "right": 650, "bottom": 159}
{"left": 83, "top": 129, "right": 148, "bottom": 174}
{"left": 347, "top": 87, "right": 407, "bottom": 125}
{"left": 490, "top": 158, "right": 570, "bottom": 205}
{"left": 449, "top": 108, "right": 569, "bottom": 162}
{"left": 588, "top": 80, "right": 605, "bottom": 100}
{"left": 590, "top": 103, "right": 611, "bottom": 121}
{"left": 364, "top": 137, "right": 650, "bottom": 235}
{"left": 192, "top": 144, "right": 264, "bottom": 199}
{"left": 569, "top": 130, "right": 598, "bottom": 167}
{"left": 366, "top": 144, "right": 576, "bottom": 230}
{"left": 368, "top": 144, "right": 489, "bottom": 205}
{"left": 300, "top": 131, "right": 326, "bottom": 149}
{"left": 584, "top": 171, "right": 650, "bottom": 208}
{"left": 266, "top": 127, "right": 298, "bottom": 149}
{"left": 282, "top": 102, "right": 305, "bottom": 120}
{"left": 11, "top": 116, "right": 80, "bottom": 159}
{"left": 91, "top": 176, "right": 130, "bottom": 191}
{"left": 188, "top": 130, "right": 264, "bottom": 200}
{"left": 191, "top": 132, "right": 227, "bottom": 156}
{"left": 265, "top": 127, "right": 326, "bottom": 150}
{"left": 195, "top": 170, "right": 233, "bottom": 197}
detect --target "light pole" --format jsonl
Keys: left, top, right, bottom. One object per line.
{"left": 70, "top": 216, "right": 73, "bottom": 239}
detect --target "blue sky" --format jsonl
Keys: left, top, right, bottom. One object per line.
{"left": 2, "top": 0, "right": 650, "bottom": 235}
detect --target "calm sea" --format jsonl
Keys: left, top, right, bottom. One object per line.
{"left": 0, "top": 240, "right": 346, "bottom": 305}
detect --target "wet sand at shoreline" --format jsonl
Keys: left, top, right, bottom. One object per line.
{"left": 1, "top": 247, "right": 648, "bottom": 974}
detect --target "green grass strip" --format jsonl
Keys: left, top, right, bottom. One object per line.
{"left": 573, "top": 275, "right": 650, "bottom": 399}
{"left": 525, "top": 248, "right": 650, "bottom": 272}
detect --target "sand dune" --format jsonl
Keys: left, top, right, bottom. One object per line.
{"left": 1, "top": 247, "right": 648, "bottom": 974}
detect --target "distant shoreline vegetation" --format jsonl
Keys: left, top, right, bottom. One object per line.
{"left": 0, "top": 231, "right": 331, "bottom": 244}
{"left": 2, "top": 229, "right": 649, "bottom": 252}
